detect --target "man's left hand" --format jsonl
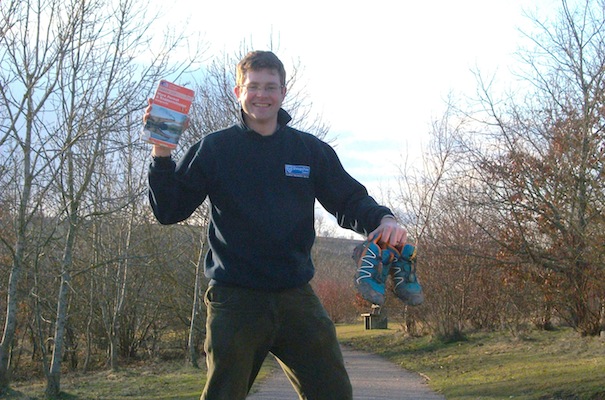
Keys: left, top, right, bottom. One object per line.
{"left": 368, "top": 216, "right": 407, "bottom": 246}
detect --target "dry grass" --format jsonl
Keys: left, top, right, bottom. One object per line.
{"left": 4, "top": 359, "right": 275, "bottom": 400}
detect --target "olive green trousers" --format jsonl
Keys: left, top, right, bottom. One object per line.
{"left": 200, "top": 284, "right": 353, "bottom": 400}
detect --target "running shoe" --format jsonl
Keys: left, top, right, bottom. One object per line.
{"left": 391, "top": 244, "right": 424, "bottom": 306}
{"left": 353, "top": 237, "right": 392, "bottom": 306}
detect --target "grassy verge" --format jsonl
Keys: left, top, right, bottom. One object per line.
{"left": 336, "top": 323, "right": 605, "bottom": 400}
{"left": 5, "top": 361, "right": 205, "bottom": 400}
{"left": 4, "top": 359, "right": 274, "bottom": 400}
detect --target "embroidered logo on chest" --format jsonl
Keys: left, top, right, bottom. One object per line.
{"left": 285, "top": 164, "right": 310, "bottom": 178}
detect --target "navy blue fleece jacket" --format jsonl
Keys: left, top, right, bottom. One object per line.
{"left": 148, "top": 109, "right": 393, "bottom": 290}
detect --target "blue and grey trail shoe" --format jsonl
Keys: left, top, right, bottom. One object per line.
{"left": 391, "top": 244, "right": 424, "bottom": 306}
{"left": 353, "top": 237, "right": 393, "bottom": 306}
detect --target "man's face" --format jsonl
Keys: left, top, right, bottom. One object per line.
{"left": 235, "top": 68, "right": 286, "bottom": 126}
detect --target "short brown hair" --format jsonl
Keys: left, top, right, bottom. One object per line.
{"left": 236, "top": 51, "right": 286, "bottom": 87}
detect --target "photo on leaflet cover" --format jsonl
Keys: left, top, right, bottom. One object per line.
{"left": 144, "top": 104, "right": 188, "bottom": 145}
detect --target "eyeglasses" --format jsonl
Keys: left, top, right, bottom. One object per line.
{"left": 240, "top": 84, "right": 284, "bottom": 94}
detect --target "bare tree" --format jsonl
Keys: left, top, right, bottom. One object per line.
{"left": 388, "top": 101, "right": 469, "bottom": 337}
{"left": 0, "top": 0, "right": 70, "bottom": 392}
{"left": 43, "top": 0, "right": 202, "bottom": 393}
{"left": 1, "top": 0, "right": 203, "bottom": 395}
{"left": 458, "top": 0, "right": 605, "bottom": 335}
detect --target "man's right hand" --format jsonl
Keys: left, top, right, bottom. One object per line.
{"left": 152, "top": 145, "right": 172, "bottom": 157}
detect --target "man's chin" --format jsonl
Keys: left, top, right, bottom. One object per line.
{"left": 249, "top": 111, "right": 277, "bottom": 122}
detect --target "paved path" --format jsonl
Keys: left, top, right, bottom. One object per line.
{"left": 247, "top": 346, "right": 445, "bottom": 399}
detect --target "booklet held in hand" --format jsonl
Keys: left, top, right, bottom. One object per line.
{"left": 141, "top": 80, "right": 195, "bottom": 149}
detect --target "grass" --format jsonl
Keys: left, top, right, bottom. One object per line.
{"left": 4, "top": 359, "right": 275, "bottom": 400}
{"left": 336, "top": 323, "right": 605, "bottom": 400}
{"left": 4, "top": 324, "right": 604, "bottom": 399}
{"left": 5, "top": 361, "right": 206, "bottom": 400}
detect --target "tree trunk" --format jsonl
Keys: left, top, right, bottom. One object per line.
{"left": 599, "top": 297, "right": 605, "bottom": 338}
{"left": 46, "top": 270, "right": 71, "bottom": 398}
{"left": 0, "top": 269, "right": 18, "bottom": 393}
{"left": 83, "top": 273, "right": 95, "bottom": 372}
{"left": 0, "top": 116, "right": 33, "bottom": 393}
{"left": 33, "top": 260, "right": 51, "bottom": 384}
{"left": 0, "top": 238, "right": 26, "bottom": 394}
{"left": 188, "top": 235, "right": 206, "bottom": 368}
{"left": 108, "top": 202, "right": 135, "bottom": 370}
{"left": 45, "top": 217, "right": 77, "bottom": 398}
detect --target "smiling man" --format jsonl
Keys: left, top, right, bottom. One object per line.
{"left": 147, "top": 50, "right": 407, "bottom": 400}
{"left": 234, "top": 67, "right": 284, "bottom": 135}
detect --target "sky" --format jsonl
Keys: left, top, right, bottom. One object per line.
{"left": 152, "top": 0, "right": 564, "bottom": 237}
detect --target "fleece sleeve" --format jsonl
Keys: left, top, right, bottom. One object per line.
{"left": 313, "top": 142, "right": 393, "bottom": 235}
{"left": 148, "top": 141, "right": 208, "bottom": 225}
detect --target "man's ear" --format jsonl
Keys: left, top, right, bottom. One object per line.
{"left": 234, "top": 85, "right": 241, "bottom": 98}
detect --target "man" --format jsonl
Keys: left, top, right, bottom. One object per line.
{"left": 147, "top": 50, "right": 407, "bottom": 400}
